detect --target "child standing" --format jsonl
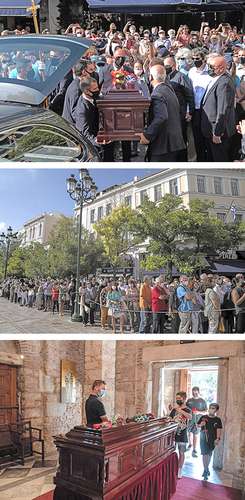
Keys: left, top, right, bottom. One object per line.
{"left": 197, "top": 403, "right": 223, "bottom": 480}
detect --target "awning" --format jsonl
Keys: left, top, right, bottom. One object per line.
{"left": 0, "top": 0, "right": 40, "bottom": 17}
{"left": 210, "top": 260, "right": 245, "bottom": 275}
{"left": 87, "top": 0, "right": 244, "bottom": 13}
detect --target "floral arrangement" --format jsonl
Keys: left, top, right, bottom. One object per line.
{"left": 126, "top": 413, "right": 155, "bottom": 424}
{"left": 111, "top": 69, "right": 130, "bottom": 89}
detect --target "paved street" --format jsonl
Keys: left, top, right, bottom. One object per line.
{"left": 0, "top": 298, "right": 104, "bottom": 334}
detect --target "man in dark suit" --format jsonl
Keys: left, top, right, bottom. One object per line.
{"left": 200, "top": 55, "right": 236, "bottom": 162}
{"left": 163, "top": 56, "right": 195, "bottom": 161}
{"left": 62, "top": 61, "right": 90, "bottom": 124}
{"left": 75, "top": 77, "right": 100, "bottom": 148}
{"left": 139, "top": 64, "right": 185, "bottom": 162}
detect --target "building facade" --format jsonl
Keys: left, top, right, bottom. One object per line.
{"left": 78, "top": 168, "right": 245, "bottom": 277}
{"left": 21, "top": 212, "right": 62, "bottom": 247}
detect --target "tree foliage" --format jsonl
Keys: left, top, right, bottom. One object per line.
{"left": 132, "top": 194, "right": 245, "bottom": 278}
{"left": 94, "top": 206, "right": 141, "bottom": 274}
{"left": 4, "top": 217, "right": 105, "bottom": 279}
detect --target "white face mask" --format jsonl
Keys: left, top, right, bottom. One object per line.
{"left": 134, "top": 68, "right": 143, "bottom": 76}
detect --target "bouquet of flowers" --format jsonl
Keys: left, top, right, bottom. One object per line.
{"left": 92, "top": 421, "right": 112, "bottom": 430}
{"left": 111, "top": 69, "right": 130, "bottom": 89}
{"left": 126, "top": 412, "right": 155, "bottom": 424}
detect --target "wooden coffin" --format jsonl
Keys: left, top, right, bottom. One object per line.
{"left": 53, "top": 418, "right": 177, "bottom": 500}
{"left": 96, "top": 88, "right": 150, "bottom": 142}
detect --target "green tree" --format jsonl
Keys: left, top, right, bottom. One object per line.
{"left": 24, "top": 243, "right": 49, "bottom": 278}
{"left": 0, "top": 247, "right": 4, "bottom": 279}
{"left": 47, "top": 216, "right": 104, "bottom": 277}
{"left": 133, "top": 194, "right": 188, "bottom": 278}
{"left": 7, "top": 247, "right": 28, "bottom": 277}
{"left": 94, "top": 206, "right": 141, "bottom": 276}
{"left": 132, "top": 195, "right": 245, "bottom": 278}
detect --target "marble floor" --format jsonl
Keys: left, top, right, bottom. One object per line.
{"left": 0, "top": 456, "right": 56, "bottom": 500}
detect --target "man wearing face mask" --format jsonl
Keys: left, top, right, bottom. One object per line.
{"left": 62, "top": 61, "right": 90, "bottom": 125}
{"left": 200, "top": 55, "right": 236, "bottom": 161}
{"left": 189, "top": 49, "right": 213, "bottom": 161}
{"left": 75, "top": 77, "right": 100, "bottom": 149}
{"left": 85, "top": 380, "right": 109, "bottom": 427}
{"left": 236, "top": 49, "right": 245, "bottom": 79}
{"left": 163, "top": 56, "right": 195, "bottom": 160}
{"left": 169, "top": 391, "right": 192, "bottom": 479}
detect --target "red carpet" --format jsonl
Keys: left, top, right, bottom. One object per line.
{"left": 172, "top": 476, "right": 242, "bottom": 500}
{"left": 33, "top": 492, "right": 53, "bottom": 500}
{"left": 33, "top": 478, "right": 242, "bottom": 500}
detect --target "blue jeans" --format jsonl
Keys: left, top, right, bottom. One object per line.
{"left": 139, "top": 309, "right": 152, "bottom": 333}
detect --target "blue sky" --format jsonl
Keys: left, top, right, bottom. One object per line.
{"left": 0, "top": 168, "right": 158, "bottom": 232}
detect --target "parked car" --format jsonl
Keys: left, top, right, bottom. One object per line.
{"left": 0, "top": 35, "right": 100, "bottom": 162}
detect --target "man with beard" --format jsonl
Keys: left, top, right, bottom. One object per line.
{"left": 139, "top": 64, "right": 185, "bottom": 162}
{"left": 75, "top": 77, "right": 100, "bottom": 149}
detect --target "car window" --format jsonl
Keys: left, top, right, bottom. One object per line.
{"left": 0, "top": 44, "right": 71, "bottom": 83}
{"left": 0, "top": 125, "right": 83, "bottom": 161}
{"left": 0, "top": 36, "right": 92, "bottom": 104}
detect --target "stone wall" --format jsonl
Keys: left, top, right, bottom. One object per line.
{"left": 18, "top": 340, "right": 85, "bottom": 452}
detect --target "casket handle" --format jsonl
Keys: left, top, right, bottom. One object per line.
{"left": 104, "top": 459, "right": 109, "bottom": 483}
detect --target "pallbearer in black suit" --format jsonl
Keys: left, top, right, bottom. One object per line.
{"left": 75, "top": 77, "right": 100, "bottom": 148}
{"left": 200, "top": 55, "right": 236, "bottom": 162}
{"left": 139, "top": 64, "right": 185, "bottom": 162}
{"left": 62, "top": 61, "right": 90, "bottom": 125}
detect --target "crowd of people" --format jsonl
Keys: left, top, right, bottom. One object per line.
{"left": 169, "top": 386, "right": 222, "bottom": 480}
{"left": 1, "top": 271, "right": 245, "bottom": 333}
{"left": 1, "top": 20, "right": 245, "bottom": 161}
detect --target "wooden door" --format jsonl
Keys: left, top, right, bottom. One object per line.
{"left": 0, "top": 364, "right": 17, "bottom": 424}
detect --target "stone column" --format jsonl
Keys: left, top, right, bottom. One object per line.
{"left": 83, "top": 341, "right": 116, "bottom": 421}
{"left": 222, "top": 356, "right": 245, "bottom": 490}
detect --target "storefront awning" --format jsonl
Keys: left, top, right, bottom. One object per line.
{"left": 210, "top": 260, "right": 245, "bottom": 275}
{"left": 87, "top": 0, "right": 244, "bottom": 13}
{"left": 0, "top": 0, "right": 40, "bottom": 17}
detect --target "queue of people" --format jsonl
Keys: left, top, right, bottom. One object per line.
{"left": 1, "top": 272, "right": 245, "bottom": 333}
{"left": 1, "top": 20, "right": 245, "bottom": 161}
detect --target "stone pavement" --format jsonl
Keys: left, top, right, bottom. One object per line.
{"left": 0, "top": 298, "right": 104, "bottom": 334}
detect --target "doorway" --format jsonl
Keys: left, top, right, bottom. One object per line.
{"left": 159, "top": 359, "right": 227, "bottom": 485}
{"left": 0, "top": 364, "right": 18, "bottom": 424}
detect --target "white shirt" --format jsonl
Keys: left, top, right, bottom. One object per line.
{"left": 82, "top": 94, "right": 95, "bottom": 106}
{"left": 236, "top": 65, "right": 245, "bottom": 79}
{"left": 188, "top": 65, "right": 213, "bottom": 109}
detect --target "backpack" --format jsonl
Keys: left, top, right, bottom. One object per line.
{"left": 172, "top": 285, "right": 186, "bottom": 311}
{"left": 222, "top": 290, "right": 234, "bottom": 318}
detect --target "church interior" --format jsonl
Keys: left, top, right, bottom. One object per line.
{"left": 0, "top": 340, "right": 244, "bottom": 500}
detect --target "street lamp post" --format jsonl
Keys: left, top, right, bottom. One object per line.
{"left": 0, "top": 226, "right": 18, "bottom": 279}
{"left": 66, "top": 169, "right": 97, "bottom": 322}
